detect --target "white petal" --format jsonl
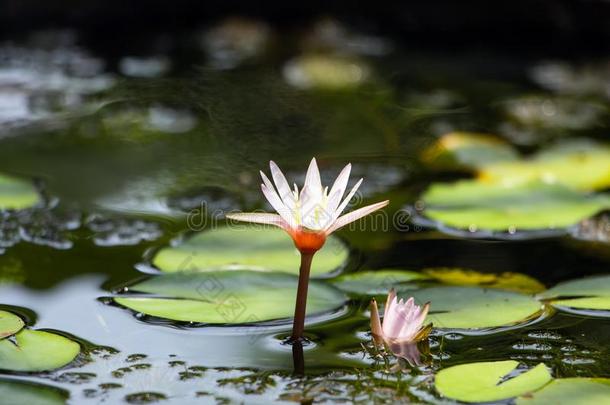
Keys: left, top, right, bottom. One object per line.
{"left": 326, "top": 200, "right": 389, "bottom": 234}
{"left": 269, "top": 161, "right": 295, "bottom": 208}
{"left": 384, "top": 289, "right": 396, "bottom": 320}
{"left": 299, "top": 184, "right": 330, "bottom": 230}
{"left": 326, "top": 163, "right": 351, "bottom": 214}
{"left": 383, "top": 297, "right": 405, "bottom": 338}
{"left": 302, "top": 158, "right": 323, "bottom": 200}
{"left": 332, "top": 178, "right": 363, "bottom": 220}
{"left": 260, "top": 170, "right": 276, "bottom": 195}
{"left": 225, "top": 212, "right": 286, "bottom": 229}
{"left": 261, "top": 184, "right": 296, "bottom": 228}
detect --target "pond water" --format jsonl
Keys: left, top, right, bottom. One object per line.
{"left": 0, "top": 19, "right": 609, "bottom": 404}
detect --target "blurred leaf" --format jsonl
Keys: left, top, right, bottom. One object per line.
{"left": 422, "top": 132, "right": 518, "bottom": 170}
{"left": 516, "top": 378, "right": 610, "bottom": 405}
{"left": 0, "top": 311, "right": 24, "bottom": 339}
{"left": 538, "top": 275, "right": 610, "bottom": 313}
{"left": 284, "top": 54, "right": 369, "bottom": 90}
{"left": 114, "top": 270, "right": 346, "bottom": 324}
{"left": 422, "top": 180, "right": 610, "bottom": 232}
{"left": 435, "top": 360, "right": 552, "bottom": 403}
{"left": 331, "top": 269, "right": 428, "bottom": 295}
{"left": 152, "top": 226, "right": 348, "bottom": 277}
{"left": 0, "top": 330, "right": 80, "bottom": 372}
{"left": 0, "top": 174, "right": 40, "bottom": 210}
{"left": 480, "top": 140, "right": 610, "bottom": 191}
{"left": 408, "top": 286, "right": 542, "bottom": 330}
{"left": 0, "top": 379, "right": 68, "bottom": 405}
{"left": 423, "top": 268, "right": 545, "bottom": 294}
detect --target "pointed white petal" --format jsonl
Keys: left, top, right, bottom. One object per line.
{"left": 261, "top": 184, "right": 296, "bottom": 228}
{"left": 225, "top": 212, "right": 286, "bottom": 229}
{"left": 326, "top": 163, "right": 351, "bottom": 213}
{"left": 269, "top": 161, "right": 294, "bottom": 207}
{"left": 260, "top": 170, "right": 276, "bottom": 194}
{"left": 326, "top": 200, "right": 389, "bottom": 234}
{"left": 384, "top": 288, "right": 396, "bottom": 320}
{"left": 302, "top": 157, "right": 323, "bottom": 200}
{"left": 331, "top": 178, "right": 363, "bottom": 221}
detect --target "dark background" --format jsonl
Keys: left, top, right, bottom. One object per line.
{"left": 1, "top": 0, "right": 609, "bottom": 57}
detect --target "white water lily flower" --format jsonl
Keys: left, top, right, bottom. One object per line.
{"left": 370, "top": 289, "right": 432, "bottom": 344}
{"left": 226, "top": 157, "right": 389, "bottom": 253}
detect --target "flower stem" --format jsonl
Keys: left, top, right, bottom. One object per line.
{"left": 292, "top": 339, "right": 304, "bottom": 375}
{"left": 291, "top": 251, "right": 315, "bottom": 341}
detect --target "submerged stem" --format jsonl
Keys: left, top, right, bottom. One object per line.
{"left": 291, "top": 251, "right": 315, "bottom": 341}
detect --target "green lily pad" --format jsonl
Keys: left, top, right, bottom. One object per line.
{"left": 408, "top": 286, "right": 543, "bottom": 330}
{"left": 423, "top": 268, "right": 546, "bottom": 294}
{"left": 0, "top": 174, "right": 40, "bottom": 210}
{"left": 0, "top": 329, "right": 80, "bottom": 372}
{"left": 538, "top": 275, "right": 610, "bottom": 312}
{"left": 0, "top": 379, "right": 68, "bottom": 405}
{"left": 435, "top": 360, "right": 552, "bottom": 403}
{"left": 152, "top": 226, "right": 349, "bottom": 277}
{"left": 480, "top": 140, "right": 610, "bottom": 191}
{"left": 0, "top": 310, "right": 24, "bottom": 339}
{"left": 114, "top": 270, "right": 347, "bottom": 324}
{"left": 516, "top": 378, "right": 610, "bottom": 405}
{"left": 422, "top": 180, "right": 610, "bottom": 232}
{"left": 331, "top": 270, "right": 428, "bottom": 295}
{"left": 422, "top": 132, "right": 518, "bottom": 170}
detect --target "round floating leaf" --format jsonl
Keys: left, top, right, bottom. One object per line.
{"left": 516, "top": 378, "right": 610, "bottom": 405}
{"left": 436, "top": 360, "right": 552, "bottom": 403}
{"left": 538, "top": 275, "right": 610, "bottom": 312}
{"left": 0, "top": 329, "right": 80, "bottom": 372}
{"left": 423, "top": 268, "right": 546, "bottom": 294}
{"left": 0, "top": 379, "right": 68, "bottom": 405}
{"left": 422, "top": 132, "right": 518, "bottom": 170}
{"left": 480, "top": 140, "right": 610, "bottom": 191}
{"left": 407, "top": 286, "right": 543, "bottom": 330}
{"left": 152, "top": 226, "right": 349, "bottom": 277}
{"left": 0, "top": 311, "right": 24, "bottom": 339}
{"left": 0, "top": 174, "right": 40, "bottom": 210}
{"left": 114, "top": 270, "right": 347, "bottom": 324}
{"left": 331, "top": 270, "right": 428, "bottom": 295}
{"left": 422, "top": 180, "right": 610, "bottom": 232}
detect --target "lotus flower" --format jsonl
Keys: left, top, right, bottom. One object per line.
{"left": 226, "top": 157, "right": 389, "bottom": 254}
{"left": 227, "top": 157, "right": 389, "bottom": 342}
{"left": 370, "top": 289, "right": 432, "bottom": 344}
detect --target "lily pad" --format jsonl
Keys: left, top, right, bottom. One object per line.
{"left": 422, "top": 132, "right": 518, "bottom": 170}
{"left": 538, "top": 275, "right": 610, "bottom": 312}
{"left": 480, "top": 140, "right": 610, "bottom": 191}
{"left": 0, "top": 379, "right": 68, "bottom": 405}
{"left": 421, "top": 180, "right": 610, "bottom": 232}
{"left": 435, "top": 360, "right": 552, "bottom": 403}
{"left": 114, "top": 270, "right": 347, "bottom": 324}
{"left": 516, "top": 378, "right": 610, "bottom": 405}
{"left": 0, "top": 329, "right": 80, "bottom": 372}
{"left": 423, "top": 268, "right": 546, "bottom": 294}
{"left": 331, "top": 270, "right": 428, "bottom": 295}
{"left": 0, "top": 310, "right": 24, "bottom": 339}
{"left": 0, "top": 174, "right": 40, "bottom": 210}
{"left": 152, "top": 226, "right": 349, "bottom": 277}
{"left": 408, "top": 286, "right": 543, "bottom": 330}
